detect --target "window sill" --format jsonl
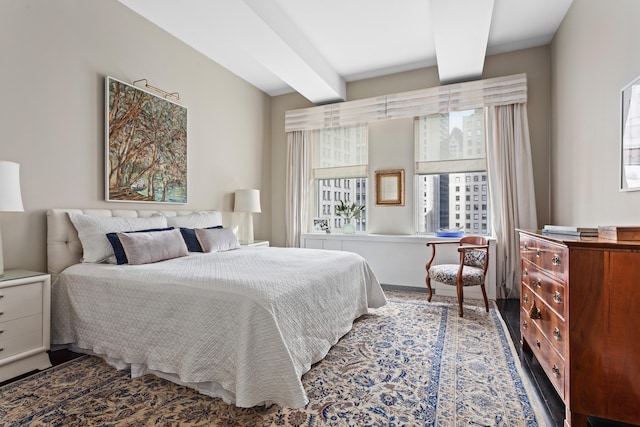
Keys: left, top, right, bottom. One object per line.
{"left": 302, "top": 233, "right": 494, "bottom": 243}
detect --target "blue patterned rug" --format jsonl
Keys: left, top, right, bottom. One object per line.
{"left": 0, "top": 291, "right": 545, "bottom": 426}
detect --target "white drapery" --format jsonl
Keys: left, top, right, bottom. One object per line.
{"left": 285, "top": 131, "right": 311, "bottom": 247}
{"left": 485, "top": 103, "right": 538, "bottom": 298}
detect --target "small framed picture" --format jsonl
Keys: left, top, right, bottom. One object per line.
{"left": 375, "top": 169, "right": 405, "bottom": 206}
{"left": 313, "top": 218, "right": 330, "bottom": 233}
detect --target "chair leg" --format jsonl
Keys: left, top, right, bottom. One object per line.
{"left": 456, "top": 279, "right": 464, "bottom": 317}
{"left": 480, "top": 283, "right": 489, "bottom": 312}
{"left": 425, "top": 275, "right": 433, "bottom": 302}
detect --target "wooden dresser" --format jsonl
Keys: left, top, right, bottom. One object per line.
{"left": 518, "top": 230, "right": 639, "bottom": 427}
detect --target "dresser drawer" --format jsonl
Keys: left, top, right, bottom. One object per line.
{"left": 521, "top": 307, "right": 565, "bottom": 399}
{"left": 0, "top": 282, "right": 43, "bottom": 323}
{"left": 521, "top": 284, "right": 566, "bottom": 357}
{"left": 520, "top": 235, "right": 568, "bottom": 281}
{"left": 0, "top": 313, "right": 44, "bottom": 361}
{"left": 521, "top": 260, "right": 566, "bottom": 320}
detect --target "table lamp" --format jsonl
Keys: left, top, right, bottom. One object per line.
{"left": 0, "top": 161, "right": 24, "bottom": 276}
{"left": 234, "top": 189, "right": 261, "bottom": 244}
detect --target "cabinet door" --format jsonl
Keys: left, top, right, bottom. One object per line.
{"left": 570, "top": 249, "right": 640, "bottom": 424}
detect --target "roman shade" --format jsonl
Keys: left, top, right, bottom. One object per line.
{"left": 285, "top": 74, "right": 527, "bottom": 132}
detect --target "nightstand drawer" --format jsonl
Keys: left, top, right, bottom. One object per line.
{"left": 0, "top": 282, "right": 43, "bottom": 322}
{"left": 0, "top": 314, "right": 44, "bottom": 361}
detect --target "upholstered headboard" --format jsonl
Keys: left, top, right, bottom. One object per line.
{"left": 46, "top": 208, "right": 221, "bottom": 280}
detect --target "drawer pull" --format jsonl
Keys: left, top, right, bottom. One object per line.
{"left": 552, "top": 364, "right": 561, "bottom": 378}
{"left": 0, "top": 348, "right": 3, "bottom": 352}
{"left": 536, "top": 339, "right": 541, "bottom": 348}
{"left": 552, "top": 254, "right": 561, "bottom": 266}
{"left": 536, "top": 249, "right": 541, "bottom": 257}
{"left": 523, "top": 294, "right": 529, "bottom": 303}
{"left": 0, "top": 312, "right": 3, "bottom": 316}
{"left": 523, "top": 268, "right": 528, "bottom": 277}
{"left": 529, "top": 302, "right": 542, "bottom": 319}
{"left": 523, "top": 242, "right": 528, "bottom": 250}
{"left": 0, "top": 294, "right": 3, "bottom": 299}
{"left": 553, "top": 327, "right": 561, "bottom": 340}
{"left": 536, "top": 278, "right": 542, "bottom": 288}
{"left": 554, "top": 291, "right": 562, "bottom": 304}
{"left": 0, "top": 330, "right": 3, "bottom": 334}
{"left": 522, "top": 320, "right": 528, "bottom": 330}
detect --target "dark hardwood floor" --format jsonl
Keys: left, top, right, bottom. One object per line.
{"left": 1, "top": 291, "right": 636, "bottom": 426}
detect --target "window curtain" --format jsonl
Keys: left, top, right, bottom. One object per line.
{"left": 285, "top": 131, "right": 311, "bottom": 247}
{"left": 485, "top": 103, "right": 538, "bottom": 298}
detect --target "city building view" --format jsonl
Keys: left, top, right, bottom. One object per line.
{"left": 312, "top": 110, "right": 489, "bottom": 234}
{"left": 416, "top": 109, "right": 490, "bottom": 234}
{"left": 312, "top": 125, "right": 368, "bottom": 232}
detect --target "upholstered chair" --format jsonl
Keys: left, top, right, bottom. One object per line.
{"left": 425, "top": 236, "right": 490, "bottom": 317}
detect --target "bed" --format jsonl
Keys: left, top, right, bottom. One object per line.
{"left": 46, "top": 208, "right": 386, "bottom": 408}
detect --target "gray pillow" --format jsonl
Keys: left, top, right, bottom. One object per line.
{"left": 117, "top": 228, "right": 189, "bottom": 265}
{"left": 195, "top": 227, "right": 240, "bottom": 252}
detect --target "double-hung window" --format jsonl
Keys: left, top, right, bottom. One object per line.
{"left": 311, "top": 124, "right": 368, "bottom": 232}
{"left": 415, "top": 109, "right": 490, "bottom": 234}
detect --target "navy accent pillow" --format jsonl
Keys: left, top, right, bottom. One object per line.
{"left": 106, "top": 227, "right": 174, "bottom": 265}
{"left": 180, "top": 226, "right": 223, "bottom": 252}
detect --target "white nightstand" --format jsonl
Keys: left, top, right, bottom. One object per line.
{"left": 0, "top": 270, "right": 52, "bottom": 382}
{"left": 241, "top": 240, "right": 270, "bottom": 248}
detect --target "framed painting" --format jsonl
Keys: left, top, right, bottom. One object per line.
{"left": 375, "top": 169, "right": 405, "bottom": 206}
{"left": 105, "top": 76, "right": 187, "bottom": 203}
{"left": 621, "top": 74, "right": 640, "bottom": 191}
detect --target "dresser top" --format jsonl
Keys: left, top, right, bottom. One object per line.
{"left": 517, "top": 229, "right": 640, "bottom": 250}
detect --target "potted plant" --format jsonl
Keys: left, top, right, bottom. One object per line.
{"left": 335, "top": 200, "right": 365, "bottom": 234}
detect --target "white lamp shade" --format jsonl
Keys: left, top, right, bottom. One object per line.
{"left": 0, "top": 160, "right": 24, "bottom": 212}
{"left": 234, "top": 189, "right": 261, "bottom": 213}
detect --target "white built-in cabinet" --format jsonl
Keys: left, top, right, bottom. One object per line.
{"left": 301, "top": 233, "right": 496, "bottom": 301}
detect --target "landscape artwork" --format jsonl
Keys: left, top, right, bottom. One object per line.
{"left": 106, "top": 76, "right": 187, "bottom": 203}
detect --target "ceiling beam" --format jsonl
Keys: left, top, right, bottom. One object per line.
{"left": 241, "top": 0, "right": 345, "bottom": 103}
{"left": 430, "top": 0, "right": 494, "bottom": 84}
{"left": 118, "top": 0, "right": 345, "bottom": 104}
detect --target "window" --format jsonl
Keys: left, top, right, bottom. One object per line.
{"left": 312, "top": 124, "right": 368, "bottom": 232}
{"left": 415, "top": 109, "right": 490, "bottom": 234}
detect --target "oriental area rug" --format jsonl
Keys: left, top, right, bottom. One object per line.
{"left": 0, "top": 291, "right": 545, "bottom": 426}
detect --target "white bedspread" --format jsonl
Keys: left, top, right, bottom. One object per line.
{"left": 51, "top": 247, "right": 386, "bottom": 408}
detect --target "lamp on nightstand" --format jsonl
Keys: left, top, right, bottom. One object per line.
{"left": 0, "top": 160, "right": 24, "bottom": 276}
{"left": 234, "top": 189, "right": 261, "bottom": 244}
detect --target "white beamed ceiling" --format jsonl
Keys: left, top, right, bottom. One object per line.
{"left": 118, "top": 0, "right": 572, "bottom": 104}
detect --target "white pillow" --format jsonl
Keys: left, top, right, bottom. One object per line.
{"left": 166, "top": 211, "right": 222, "bottom": 228}
{"left": 195, "top": 227, "right": 240, "bottom": 252}
{"left": 117, "top": 228, "right": 188, "bottom": 265}
{"left": 68, "top": 213, "right": 168, "bottom": 263}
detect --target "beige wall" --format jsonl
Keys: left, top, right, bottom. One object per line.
{"left": 551, "top": 0, "right": 640, "bottom": 226}
{"left": 270, "top": 46, "right": 551, "bottom": 246}
{"left": 0, "top": 0, "right": 271, "bottom": 272}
